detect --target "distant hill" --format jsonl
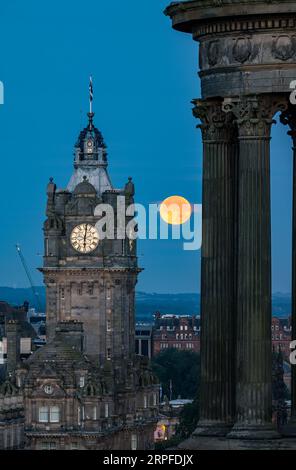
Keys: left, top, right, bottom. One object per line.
{"left": 0, "top": 287, "right": 292, "bottom": 321}
{"left": 0, "top": 286, "right": 45, "bottom": 311}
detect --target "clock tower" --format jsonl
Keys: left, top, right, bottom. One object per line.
{"left": 41, "top": 109, "right": 138, "bottom": 365}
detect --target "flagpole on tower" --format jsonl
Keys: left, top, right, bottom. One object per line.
{"left": 89, "top": 76, "right": 93, "bottom": 114}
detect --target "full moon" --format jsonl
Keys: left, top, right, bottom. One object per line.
{"left": 159, "top": 196, "right": 192, "bottom": 225}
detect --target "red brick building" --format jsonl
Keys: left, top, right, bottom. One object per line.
{"left": 272, "top": 317, "right": 291, "bottom": 360}
{"left": 152, "top": 314, "right": 200, "bottom": 356}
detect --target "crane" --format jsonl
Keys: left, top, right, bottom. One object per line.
{"left": 15, "top": 244, "right": 42, "bottom": 312}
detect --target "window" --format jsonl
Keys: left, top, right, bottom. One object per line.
{"left": 107, "top": 319, "right": 111, "bottom": 332}
{"left": 144, "top": 395, "right": 148, "bottom": 409}
{"left": 184, "top": 325, "right": 188, "bottom": 331}
{"left": 50, "top": 406, "right": 60, "bottom": 423}
{"left": 93, "top": 406, "right": 97, "bottom": 420}
{"left": 78, "top": 407, "right": 81, "bottom": 426}
{"left": 60, "top": 287, "right": 65, "bottom": 300}
{"left": 180, "top": 325, "right": 183, "bottom": 331}
{"left": 88, "top": 285, "right": 94, "bottom": 295}
{"left": 107, "top": 348, "right": 112, "bottom": 360}
{"left": 105, "top": 403, "right": 109, "bottom": 418}
{"left": 79, "top": 376, "right": 85, "bottom": 388}
{"left": 131, "top": 434, "right": 137, "bottom": 451}
{"left": 41, "top": 442, "right": 57, "bottom": 450}
{"left": 77, "top": 285, "right": 82, "bottom": 296}
{"left": 21, "top": 337, "right": 31, "bottom": 355}
{"left": 39, "top": 407, "right": 49, "bottom": 423}
{"left": 153, "top": 393, "right": 157, "bottom": 406}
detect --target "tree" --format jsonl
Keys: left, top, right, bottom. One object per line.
{"left": 272, "top": 347, "right": 290, "bottom": 402}
{"left": 175, "top": 397, "right": 199, "bottom": 439}
{"left": 151, "top": 349, "right": 200, "bottom": 399}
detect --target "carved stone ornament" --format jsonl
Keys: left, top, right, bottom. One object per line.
{"left": 272, "top": 35, "right": 296, "bottom": 61}
{"left": 192, "top": 99, "right": 236, "bottom": 142}
{"left": 233, "top": 37, "right": 251, "bottom": 64}
{"left": 207, "top": 40, "right": 220, "bottom": 66}
{"left": 280, "top": 104, "right": 296, "bottom": 145}
{"left": 223, "top": 95, "right": 288, "bottom": 138}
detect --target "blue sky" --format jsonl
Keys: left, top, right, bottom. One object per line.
{"left": 0, "top": 0, "right": 293, "bottom": 294}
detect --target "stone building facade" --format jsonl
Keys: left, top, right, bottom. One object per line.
{"left": 0, "top": 379, "right": 24, "bottom": 450}
{"left": 0, "top": 106, "right": 159, "bottom": 450}
{"left": 152, "top": 314, "right": 200, "bottom": 356}
{"left": 272, "top": 317, "right": 292, "bottom": 360}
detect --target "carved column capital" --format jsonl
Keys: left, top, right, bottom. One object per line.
{"left": 192, "top": 98, "right": 236, "bottom": 142}
{"left": 223, "top": 95, "right": 288, "bottom": 139}
{"left": 280, "top": 104, "right": 296, "bottom": 148}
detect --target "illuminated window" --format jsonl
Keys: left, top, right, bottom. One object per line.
{"left": 105, "top": 403, "right": 109, "bottom": 418}
{"left": 144, "top": 395, "right": 148, "bottom": 409}
{"left": 77, "top": 407, "right": 81, "bottom": 425}
{"left": 131, "top": 434, "right": 137, "bottom": 450}
{"left": 41, "top": 442, "right": 57, "bottom": 450}
{"left": 39, "top": 407, "right": 49, "bottom": 423}
{"left": 50, "top": 406, "right": 60, "bottom": 423}
{"left": 79, "top": 377, "right": 85, "bottom": 388}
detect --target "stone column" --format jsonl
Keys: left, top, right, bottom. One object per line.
{"left": 280, "top": 105, "right": 296, "bottom": 433}
{"left": 223, "top": 95, "right": 287, "bottom": 439}
{"left": 192, "top": 99, "right": 237, "bottom": 436}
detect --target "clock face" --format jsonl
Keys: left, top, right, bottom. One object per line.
{"left": 70, "top": 224, "right": 99, "bottom": 254}
{"left": 86, "top": 139, "right": 93, "bottom": 153}
{"left": 44, "top": 384, "right": 53, "bottom": 395}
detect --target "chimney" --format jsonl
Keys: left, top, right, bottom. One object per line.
{"left": 55, "top": 320, "right": 84, "bottom": 352}
{"left": 6, "top": 320, "right": 21, "bottom": 374}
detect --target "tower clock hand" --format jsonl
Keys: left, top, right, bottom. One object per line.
{"left": 83, "top": 225, "right": 87, "bottom": 247}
